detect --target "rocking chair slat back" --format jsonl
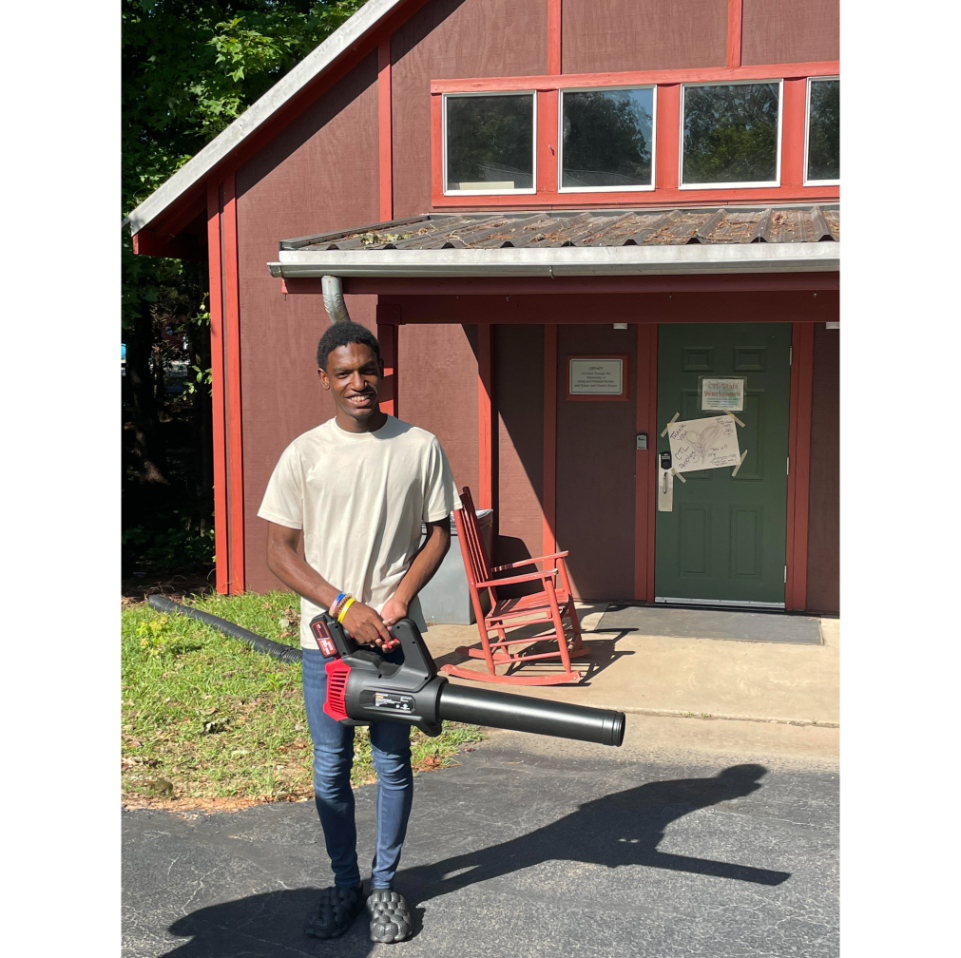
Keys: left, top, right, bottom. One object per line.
{"left": 455, "top": 486, "right": 494, "bottom": 587}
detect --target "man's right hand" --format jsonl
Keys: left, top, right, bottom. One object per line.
{"left": 340, "top": 601, "right": 394, "bottom": 648}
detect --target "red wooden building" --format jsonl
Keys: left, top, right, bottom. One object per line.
{"left": 126, "top": 0, "right": 840, "bottom": 614}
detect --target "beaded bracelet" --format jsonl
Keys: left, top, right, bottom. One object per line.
{"left": 329, "top": 592, "right": 348, "bottom": 617}
{"left": 337, "top": 597, "right": 356, "bottom": 623}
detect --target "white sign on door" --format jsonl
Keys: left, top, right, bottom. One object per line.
{"left": 668, "top": 415, "right": 742, "bottom": 473}
{"left": 699, "top": 376, "right": 745, "bottom": 411}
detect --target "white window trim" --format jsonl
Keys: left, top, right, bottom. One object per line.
{"left": 442, "top": 91, "right": 537, "bottom": 196}
{"left": 803, "top": 75, "right": 840, "bottom": 187}
{"left": 678, "top": 78, "right": 783, "bottom": 190}
{"left": 557, "top": 85, "right": 657, "bottom": 193}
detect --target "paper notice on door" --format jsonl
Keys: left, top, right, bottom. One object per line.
{"left": 667, "top": 415, "right": 742, "bottom": 473}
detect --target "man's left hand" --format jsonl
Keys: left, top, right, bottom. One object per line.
{"left": 380, "top": 596, "right": 409, "bottom": 628}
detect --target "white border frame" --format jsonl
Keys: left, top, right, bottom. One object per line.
{"left": 557, "top": 85, "right": 657, "bottom": 193}
{"left": 442, "top": 91, "right": 537, "bottom": 196}
{"left": 679, "top": 78, "right": 783, "bottom": 190}
{"left": 803, "top": 75, "right": 840, "bottom": 187}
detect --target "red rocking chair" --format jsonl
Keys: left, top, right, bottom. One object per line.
{"left": 440, "top": 486, "right": 589, "bottom": 685}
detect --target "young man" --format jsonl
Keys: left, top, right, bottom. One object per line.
{"left": 257, "top": 321, "right": 460, "bottom": 943}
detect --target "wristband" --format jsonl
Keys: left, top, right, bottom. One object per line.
{"left": 337, "top": 597, "right": 356, "bottom": 623}
{"left": 329, "top": 592, "right": 348, "bottom": 616}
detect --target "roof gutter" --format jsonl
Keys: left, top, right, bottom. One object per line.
{"left": 268, "top": 242, "right": 839, "bottom": 279}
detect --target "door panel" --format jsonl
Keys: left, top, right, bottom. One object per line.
{"left": 655, "top": 323, "right": 792, "bottom": 605}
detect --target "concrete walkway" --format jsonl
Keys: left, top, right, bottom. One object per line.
{"left": 424, "top": 602, "right": 839, "bottom": 732}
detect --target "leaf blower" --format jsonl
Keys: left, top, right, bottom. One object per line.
{"left": 309, "top": 612, "right": 625, "bottom": 747}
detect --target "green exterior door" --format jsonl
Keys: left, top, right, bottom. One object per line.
{"left": 655, "top": 323, "right": 792, "bottom": 606}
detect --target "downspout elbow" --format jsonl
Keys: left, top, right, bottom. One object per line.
{"left": 322, "top": 274, "right": 351, "bottom": 323}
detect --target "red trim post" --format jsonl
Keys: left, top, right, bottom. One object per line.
{"left": 430, "top": 93, "right": 444, "bottom": 199}
{"left": 206, "top": 182, "right": 229, "bottom": 594}
{"left": 477, "top": 325, "right": 494, "bottom": 511}
{"left": 222, "top": 172, "right": 245, "bottom": 593}
{"left": 727, "top": 0, "right": 743, "bottom": 69}
{"left": 655, "top": 83, "right": 681, "bottom": 191}
{"left": 542, "top": 325, "right": 558, "bottom": 556}
{"left": 536, "top": 89, "right": 560, "bottom": 196}
{"left": 378, "top": 38, "right": 393, "bottom": 221}
{"left": 376, "top": 303, "right": 401, "bottom": 418}
{"left": 547, "top": 0, "right": 562, "bottom": 75}
{"left": 785, "top": 322, "right": 815, "bottom": 609}
{"left": 780, "top": 77, "right": 808, "bottom": 189}
{"left": 634, "top": 324, "right": 658, "bottom": 602}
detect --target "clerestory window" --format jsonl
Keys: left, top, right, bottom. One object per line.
{"left": 805, "top": 77, "right": 839, "bottom": 185}
{"left": 443, "top": 92, "right": 536, "bottom": 195}
{"left": 680, "top": 80, "right": 782, "bottom": 189}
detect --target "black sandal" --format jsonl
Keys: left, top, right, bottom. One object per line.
{"left": 305, "top": 884, "right": 366, "bottom": 940}
{"left": 366, "top": 888, "right": 412, "bottom": 943}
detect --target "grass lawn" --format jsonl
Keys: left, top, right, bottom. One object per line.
{"left": 121, "top": 591, "right": 483, "bottom": 809}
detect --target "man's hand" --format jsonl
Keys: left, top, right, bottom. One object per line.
{"left": 341, "top": 601, "right": 394, "bottom": 648}
{"left": 380, "top": 596, "right": 409, "bottom": 628}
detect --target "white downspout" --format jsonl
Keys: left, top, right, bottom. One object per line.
{"left": 321, "top": 274, "right": 351, "bottom": 323}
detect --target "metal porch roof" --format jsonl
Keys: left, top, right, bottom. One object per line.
{"left": 269, "top": 206, "right": 839, "bottom": 279}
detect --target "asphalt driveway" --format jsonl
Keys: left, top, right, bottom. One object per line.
{"left": 123, "top": 720, "right": 839, "bottom": 958}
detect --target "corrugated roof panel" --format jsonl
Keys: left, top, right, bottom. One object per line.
{"left": 282, "top": 206, "right": 839, "bottom": 252}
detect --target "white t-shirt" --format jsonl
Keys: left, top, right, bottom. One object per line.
{"left": 257, "top": 415, "right": 461, "bottom": 649}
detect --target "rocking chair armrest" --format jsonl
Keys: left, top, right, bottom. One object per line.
{"left": 475, "top": 569, "right": 559, "bottom": 589}
{"left": 491, "top": 551, "right": 570, "bottom": 572}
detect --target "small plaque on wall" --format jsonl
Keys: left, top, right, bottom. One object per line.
{"left": 567, "top": 355, "right": 630, "bottom": 401}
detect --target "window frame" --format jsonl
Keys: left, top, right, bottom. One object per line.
{"left": 678, "top": 78, "right": 784, "bottom": 191}
{"left": 557, "top": 85, "right": 658, "bottom": 194}
{"left": 803, "top": 75, "right": 840, "bottom": 187}
{"left": 442, "top": 90, "right": 538, "bottom": 197}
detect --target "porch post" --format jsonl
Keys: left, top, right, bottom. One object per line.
{"left": 376, "top": 303, "right": 401, "bottom": 418}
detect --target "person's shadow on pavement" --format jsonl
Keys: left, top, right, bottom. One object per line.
{"left": 404, "top": 762, "right": 789, "bottom": 901}
{"left": 156, "top": 764, "right": 788, "bottom": 956}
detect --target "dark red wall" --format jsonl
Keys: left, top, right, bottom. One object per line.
{"left": 554, "top": 324, "right": 639, "bottom": 600}
{"left": 741, "top": 0, "right": 840, "bottom": 65}
{"left": 562, "top": 0, "right": 727, "bottom": 74}
{"left": 494, "top": 324, "right": 545, "bottom": 567}
{"left": 397, "top": 322, "right": 480, "bottom": 494}
{"left": 390, "top": 0, "right": 548, "bottom": 217}
{"left": 805, "top": 322, "right": 839, "bottom": 613}
{"left": 235, "top": 53, "right": 380, "bottom": 593}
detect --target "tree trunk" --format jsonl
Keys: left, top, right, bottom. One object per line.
{"left": 126, "top": 301, "right": 169, "bottom": 485}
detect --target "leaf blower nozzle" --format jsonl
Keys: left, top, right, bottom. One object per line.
{"left": 310, "top": 613, "right": 625, "bottom": 748}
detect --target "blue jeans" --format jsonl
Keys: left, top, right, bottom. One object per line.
{"left": 302, "top": 646, "right": 414, "bottom": 890}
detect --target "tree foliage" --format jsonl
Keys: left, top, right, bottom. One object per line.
{"left": 561, "top": 90, "right": 652, "bottom": 188}
{"left": 682, "top": 83, "right": 780, "bottom": 185}
{"left": 807, "top": 79, "right": 839, "bottom": 181}
{"left": 121, "top": 0, "right": 367, "bottom": 570}
{"left": 445, "top": 95, "right": 535, "bottom": 189}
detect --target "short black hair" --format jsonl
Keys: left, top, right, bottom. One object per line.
{"left": 316, "top": 321, "right": 381, "bottom": 370}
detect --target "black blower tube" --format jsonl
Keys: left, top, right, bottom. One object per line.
{"left": 438, "top": 682, "right": 625, "bottom": 747}
{"left": 146, "top": 595, "right": 304, "bottom": 664}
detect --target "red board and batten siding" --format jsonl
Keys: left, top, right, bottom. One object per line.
{"left": 741, "top": 0, "right": 839, "bottom": 65}
{"left": 562, "top": 0, "right": 728, "bottom": 74}
{"left": 389, "top": 0, "right": 548, "bottom": 219}
{"left": 805, "top": 324, "right": 840, "bottom": 612}
{"left": 233, "top": 55, "right": 381, "bottom": 594}
{"left": 183, "top": 0, "right": 839, "bottom": 605}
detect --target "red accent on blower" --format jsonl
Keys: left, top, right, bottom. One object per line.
{"left": 323, "top": 657, "right": 351, "bottom": 723}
